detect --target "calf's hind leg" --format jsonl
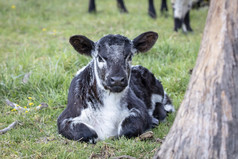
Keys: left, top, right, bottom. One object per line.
{"left": 118, "top": 108, "right": 151, "bottom": 138}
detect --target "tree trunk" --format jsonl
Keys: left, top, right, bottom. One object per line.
{"left": 154, "top": 0, "right": 238, "bottom": 158}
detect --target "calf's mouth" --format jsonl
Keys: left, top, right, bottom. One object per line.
{"left": 109, "top": 85, "right": 127, "bottom": 93}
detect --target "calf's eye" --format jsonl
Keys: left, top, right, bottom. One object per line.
{"left": 127, "top": 55, "right": 132, "bottom": 61}
{"left": 97, "top": 55, "right": 104, "bottom": 63}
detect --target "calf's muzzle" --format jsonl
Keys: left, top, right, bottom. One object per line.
{"left": 107, "top": 75, "right": 128, "bottom": 93}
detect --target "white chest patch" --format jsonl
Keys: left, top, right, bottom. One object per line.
{"left": 71, "top": 92, "right": 130, "bottom": 140}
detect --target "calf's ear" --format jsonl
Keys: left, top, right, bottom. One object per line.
{"left": 69, "top": 35, "right": 95, "bottom": 56}
{"left": 133, "top": 31, "right": 158, "bottom": 53}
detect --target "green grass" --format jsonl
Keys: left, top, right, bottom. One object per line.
{"left": 0, "top": 0, "right": 208, "bottom": 158}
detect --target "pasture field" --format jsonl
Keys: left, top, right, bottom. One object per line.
{"left": 0, "top": 0, "right": 208, "bottom": 158}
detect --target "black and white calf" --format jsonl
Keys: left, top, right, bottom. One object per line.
{"left": 57, "top": 31, "right": 174, "bottom": 143}
{"left": 88, "top": 0, "right": 168, "bottom": 19}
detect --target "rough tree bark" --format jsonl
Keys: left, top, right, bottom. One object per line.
{"left": 154, "top": 0, "right": 238, "bottom": 158}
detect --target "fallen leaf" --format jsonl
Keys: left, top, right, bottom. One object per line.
{"left": 139, "top": 131, "right": 154, "bottom": 140}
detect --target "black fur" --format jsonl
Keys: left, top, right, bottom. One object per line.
{"left": 173, "top": 1, "right": 193, "bottom": 33}
{"left": 117, "top": 0, "right": 128, "bottom": 13}
{"left": 130, "top": 66, "right": 164, "bottom": 110}
{"left": 184, "top": 11, "right": 193, "bottom": 32}
{"left": 88, "top": 0, "right": 96, "bottom": 13}
{"left": 148, "top": 0, "right": 157, "bottom": 19}
{"left": 160, "top": 0, "right": 168, "bottom": 13}
{"left": 173, "top": 11, "right": 193, "bottom": 32}
{"left": 174, "top": 17, "right": 182, "bottom": 32}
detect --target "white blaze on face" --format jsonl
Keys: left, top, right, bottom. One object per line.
{"left": 94, "top": 58, "right": 107, "bottom": 91}
{"left": 92, "top": 47, "right": 107, "bottom": 91}
{"left": 105, "top": 43, "right": 125, "bottom": 63}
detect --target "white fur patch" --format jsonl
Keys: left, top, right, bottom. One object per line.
{"left": 149, "top": 94, "right": 163, "bottom": 116}
{"left": 182, "top": 23, "right": 187, "bottom": 32}
{"left": 164, "top": 104, "right": 175, "bottom": 112}
{"left": 75, "top": 66, "right": 86, "bottom": 76}
{"left": 105, "top": 43, "right": 124, "bottom": 63}
{"left": 129, "top": 108, "right": 140, "bottom": 117}
{"left": 75, "top": 61, "right": 93, "bottom": 76}
{"left": 94, "top": 59, "right": 107, "bottom": 91}
{"left": 174, "top": 0, "right": 191, "bottom": 19}
{"left": 71, "top": 91, "right": 130, "bottom": 140}
{"left": 163, "top": 92, "right": 175, "bottom": 112}
{"left": 130, "top": 40, "right": 137, "bottom": 54}
{"left": 96, "top": 56, "right": 107, "bottom": 69}
{"left": 60, "top": 119, "right": 68, "bottom": 129}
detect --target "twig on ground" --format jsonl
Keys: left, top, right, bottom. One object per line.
{"left": 5, "top": 99, "right": 29, "bottom": 111}
{"left": 35, "top": 103, "right": 48, "bottom": 110}
{"left": 155, "top": 137, "right": 164, "bottom": 144}
{"left": 3, "top": 100, "right": 49, "bottom": 134}
{"left": 22, "top": 71, "right": 32, "bottom": 84}
{"left": 5, "top": 99, "right": 48, "bottom": 112}
{"left": 0, "top": 121, "right": 18, "bottom": 135}
{"left": 52, "top": 105, "right": 65, "bottom": 109}
{"left": 111, "top": 155, "right": 136, "bottom": 159}
{"left": 90, "top": 153, "right": 102, "bottom": 159}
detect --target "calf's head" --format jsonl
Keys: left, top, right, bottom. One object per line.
{"left": 69, "top": 31, "right": 158, "bottom": 93}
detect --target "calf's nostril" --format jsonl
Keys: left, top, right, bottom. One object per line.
{"left": 120, "top": 77, "right": 125, "bottom": 82}
{"left": 110, "top": 77, "right": 125, "bottom": 84}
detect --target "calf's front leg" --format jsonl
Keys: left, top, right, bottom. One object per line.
{"left": 58, "top": 112, "right": 98, "bottom": 143}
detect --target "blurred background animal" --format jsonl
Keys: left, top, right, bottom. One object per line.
{"left": 88, "top": 0, "right": 169, "bottom": 19}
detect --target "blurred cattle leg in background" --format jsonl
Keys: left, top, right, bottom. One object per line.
{"left": 160, "top": 0, "right": 168, "bottom": 13}
{"left": 88, "top": 0, "right": 128, "bottom": 13}
{"left": 148, "top": 0, "right": 157, "bottom": 18}
{"left": 149, "top": 0, "right": 169, "bottom": 18}
{"left": 88, "top": 0, "right": 96, "bottom": 13}
{"left": 117, "top": 0, "right": 128, "bottom": 13}
{"left": 88, "top": 0, "right": 169, "bottom": 19}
